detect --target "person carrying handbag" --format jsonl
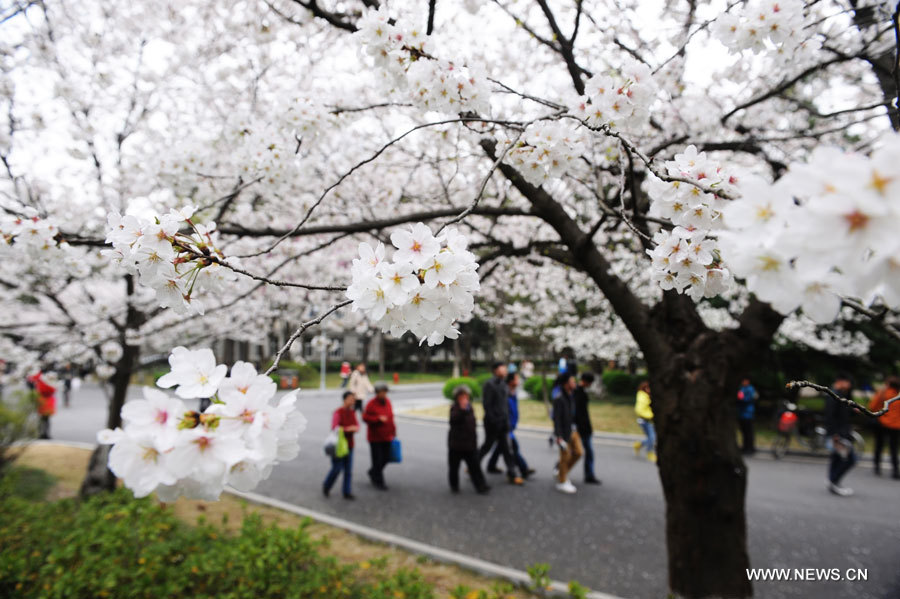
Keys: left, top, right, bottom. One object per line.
{"left": 363, "top": 382, "right": 396, "bottom": 490}
{"left": 323, "top": 391, "right": 360, "bottom": 500}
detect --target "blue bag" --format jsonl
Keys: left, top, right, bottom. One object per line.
{"left": 389, "top": 438, "right": 402, "bottom": 463}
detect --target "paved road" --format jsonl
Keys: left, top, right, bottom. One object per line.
{"left": 35, "top": 383, "right": 900, "bottom": 599}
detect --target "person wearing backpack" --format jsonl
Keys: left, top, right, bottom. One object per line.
{"left": 323, "top": 391, "right": 360, "bottom": 500}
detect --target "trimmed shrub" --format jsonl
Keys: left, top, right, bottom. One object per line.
{"left": 523, "top": 375, "right": 555, "bottom": 400}
{"left": 0, "top": 486, "right": 436, "bottom": 599}
{"left": 474, "top": 372, "right": 494, "bottom": 389}
{"left": 602, "top": 370, "right": 639, "bottom": 395}
{"left": 442, "top": 377, "right": 482, "bottom": 400}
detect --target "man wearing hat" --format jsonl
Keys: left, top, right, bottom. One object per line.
{"left": 362, "top": 381, "right": 396, "bottom": 490}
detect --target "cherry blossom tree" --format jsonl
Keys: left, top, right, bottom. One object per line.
{"left": 3, "top": 0, "right": 900, "bottom": 597}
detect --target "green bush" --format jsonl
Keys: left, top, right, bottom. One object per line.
{"left": 474, "top": 372, "right": 494, "bottom": 389}
{"left": 1, "top": 390, "right": 36, "bottom": 474}
{"left": 523, "top": 375, "right": 555, "bottom": 400}
{"left": 0, "top": 487, "right": 435, "bottom": 599}
{"left": 442, "top": 377, "right": 482, "bottom": 400}
{"left": 264, "top": 360, "right": 318, "bottom": 382}
{"left": 602, "top": 370, "right": 639, "bottom": 395}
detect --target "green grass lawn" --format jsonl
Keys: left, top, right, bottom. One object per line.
{"left": 406, "top": 394, "right": 878, "bottom": 453}
{"left": 302, "top": 371, "right": 451, "bottom": 390}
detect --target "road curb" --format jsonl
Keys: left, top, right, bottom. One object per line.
{"left": 226, "top": 487, "right": 626, "bottom": 599}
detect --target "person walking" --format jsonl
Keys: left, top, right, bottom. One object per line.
{"left": 323, "top": 391, "right": 360, "bottom": 500}
{"left": 633, "top": 381, "right": 656, "bottom": 463}
{"left": 62, "top": 363, "right": 73, "bottom": 408}
{"left": 448, "top": 385, "right": 490, "bottom": 494}
{"left": 737, "top": 377, "right": 758, "bottom": 455}
{"left": 574, "top": 372, "right": 600, "bottom": 484}
{"left": 348, "top": 363, "right": 374, "bottom": 412}
{"left": 487, "top": 372, "right": 534, "bottom": 478}
{"left": 478, "top": 362, "right": 524, "bottom": 485}
{"left": 520, "top": 360, "right": 534, "bottom": 380}
{"left": 28, "top": 370, "right": 57, "bottom": 439}
{"left": 826, "top": 373, "right": 858, "bottom": 496}
{"left": 553, "top": 372, "right": 583, "bottom": 494}
{"left": 339, "top": 361, "right": 352, "bottom": 388}
{"left": 869, "top": 376, "right": 900, "bottom": 479}
{"left": 363, "top": 382, "right": 395, "bottom": 490}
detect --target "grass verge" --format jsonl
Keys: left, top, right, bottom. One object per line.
{"left": 6, "top": 444, "right": 537, "bottom": 599}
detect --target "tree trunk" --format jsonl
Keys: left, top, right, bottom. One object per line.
{"left": 79, "top": 341, "right": 139, "bottom": 498}
{"left": 649, "top": 312, "right": 753, "bottom": 598}
{"left": 80, "top": 274, "right": 144, "bottom": 498}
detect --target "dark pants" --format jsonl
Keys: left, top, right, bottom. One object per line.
{"left": 323, "top": 448, "right": 353, "bottom": 496}
{"left": 580, "top": 431, "right": 595, "bottom": 479}
{"left": 829, "top": 443, "right": 857, "bottom": 485}
{"left": 38, "top": 416, "right": 50, "bottom": 439}
{"left": 449, "top": 449, "right": 488, "bottom": 492}
{"left": 368, "top": 441, "right": 391, "bottom": 487}
{"left": 478, "top": 421, "right": 518, "bottom": 478}
{"left": 873, "top": 426, "right": 899, "bottom": 475}
{"left": 487, "top": 433, "right": 529, "bottom": 474}
{"left": 354, "top": 399, "right": 363, "bottom": 413}
{"left": 738, "top": 418, "right": 755, "bottom": 454}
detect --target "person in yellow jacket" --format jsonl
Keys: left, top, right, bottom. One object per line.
{"left": 633, "top": 381, "right": 656, "bottom": 463}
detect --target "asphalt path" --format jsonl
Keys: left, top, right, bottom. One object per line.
{"left": 31, "top": 383, "right": 900, "bottom": 599}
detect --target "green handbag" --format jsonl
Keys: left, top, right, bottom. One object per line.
{"left": 335, "top": 428, "right": 350, "bottom": 458}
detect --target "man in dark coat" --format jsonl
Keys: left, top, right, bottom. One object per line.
{"left": 553, "top": 372, "right": 583, "bottom": 494}
{"left": 573, "top": 372, "right": 600, "bottom": 484}
{"left": 478, "top": 362, "right": 523, "bottom": 485}
{"left": 448, "top": 385, "right": 489, "bottom": 494}
{"left": 825, "top": 373, "right": 858, "bottom": 496}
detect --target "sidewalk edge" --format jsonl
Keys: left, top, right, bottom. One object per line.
{"left": 226, "top": 487, "right": 626, "bottom": 599}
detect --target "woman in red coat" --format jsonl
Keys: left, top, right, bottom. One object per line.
{"left": 29, "top": 371, "right": 57, "bottom": 439}
{"left": 323, "top": 391, "right": 360, "bottom": 499}
{"left": 362, "top": 382, "right": 395, "bottom": 490}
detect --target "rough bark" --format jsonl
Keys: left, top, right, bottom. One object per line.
{"left": 79, "top": 341, "right": 139, "bottom": 497}
{"left": 80, "top": 275, "right": 143, "bottom": 498}
{"left": 647, "top": 297, "right": 750, "bottom": 597}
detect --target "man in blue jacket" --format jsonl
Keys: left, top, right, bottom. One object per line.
{"left": 737, "top": 377, "right": 757, "bottom": 455}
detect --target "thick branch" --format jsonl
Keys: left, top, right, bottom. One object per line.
{"left": 219, "top": 206, "right": 532, "bottom": 238}
{"left": 480, "top": 138, "right": 666, "bottom": 365}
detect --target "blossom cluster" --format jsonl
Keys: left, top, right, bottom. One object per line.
{"left": 717, "top": 133, "right": 900, "bottom": 323}
{"left": 645, "top": 146, "right": 736, "bottom": 300}
{"left": 98, "top": 347, "right": 305, "bottom": 501}
{"left": 0, "top": 213, "right": 89, "bottom": 278}
{"left": 105, "top": 206, "right": 235, "bottom": 315}
{"left": 711, "top": 0, "right": 814, "bottom": 57}
{"left": 356, "top": 6, "right": 491, "bottom": 114}
{"left": 504, "top": 122, "right": 586, "bottom": 187}
{"left": 571, "top": 60, "right": 658, "bottom": 133}
{"left": 346, "top": 223, "right": 480, "bottom": 345}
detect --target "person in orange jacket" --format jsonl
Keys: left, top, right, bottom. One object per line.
{"left": 28, "top": 371, "right": 57, "bottom": 439}
{"left": 869, "top": 376, "right": 900, "bottom": 479}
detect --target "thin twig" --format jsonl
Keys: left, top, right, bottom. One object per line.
{"left": 435, "top": 127, "right": 526, "bottom": 235}
{"left": 785, "top": 380, "right": 900, "bottom": 418}
{"left": 265, "top": 299, "right": 352, "bottom": 375}
{"left": 235, "top": 116, "right": 525, "bottom": 259}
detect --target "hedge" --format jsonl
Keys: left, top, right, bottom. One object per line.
{"left": 442, "top": 377, "right": 482, "bottom": 400}
{"left": 0, "top": 483, "right": 435, "bottom": 599}
{"left": 601, "top": 370, "right": 641, "bottom": 395}
{"left": 523, "top": 375, "right": 556, "bottom": 400}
